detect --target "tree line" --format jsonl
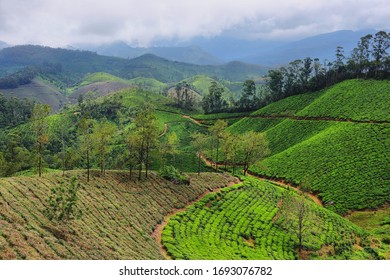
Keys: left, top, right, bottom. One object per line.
{"left": 200, "top": 31, "right": 389, "bottom": 114}
{"left": 0, "top": 93, "right": 35, "bottom": 128}
{"left": 191, "top": 119, "right": 269, "bottom": 176}
{"left": 267, "top": 31, "right": 390, "bottom": 102}
{"left": 0, "top": 98, "right": 270, "bottom": 181}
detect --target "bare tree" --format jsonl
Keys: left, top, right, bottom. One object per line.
{"left": 276, "top": 191, "right": 317, "bottom": 258}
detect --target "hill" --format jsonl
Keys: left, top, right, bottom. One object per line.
{"left": 0, "top": 77, "right": 65, "bottom": 111}
{"left": 0, "top": 45, "right": 266, "bottom": 87}
{"left": 81, "top": 42, "right": 223, "bottom": 65}
{"left": 226, "top": 79, "right": 390, "bottom": 214}
{"left": 0, "top": 171, "right": 235, "bottom": 259}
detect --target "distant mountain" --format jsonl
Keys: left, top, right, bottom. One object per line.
{"left": 244, "top": 29, "right": 378, "bottom": 65}
{"left": 0, "top": 45, "right": 266, "bottom": 86}
{"left": 80, "top": 41, "right": 223, "bottom": 65}
{"left": 181, "top": 29, "right": 379, "bottom": 66}
{"left": 0, "top": 41, "right": 9, "bottom": 50}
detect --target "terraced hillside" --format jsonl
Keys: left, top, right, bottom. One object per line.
{"left": 162, "top": 177, "right": 373, "bottom": 260}
{"left": 226, "top": 79, "right": 390, "bottom": 214}
{"left": 0, "top": 171, "right": 235, "bottom": 259}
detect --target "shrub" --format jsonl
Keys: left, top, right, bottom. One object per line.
{"left": 159, "top": 165, "right": 190, "bottom": 185}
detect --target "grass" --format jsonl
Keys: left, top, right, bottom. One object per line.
{"left": 0, "top": 170, "right": 235, "bottom": 259}
{"left": 162, "top": 177, "right": 373, "bottom": 260}
{"left": 346, "top": 206, "right": 390, "bottom": 259}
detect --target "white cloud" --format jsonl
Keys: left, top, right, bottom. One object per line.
{"left": 0, "top": 0, "right": 388, "bottom": 46}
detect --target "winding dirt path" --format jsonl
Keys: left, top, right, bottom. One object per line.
{"left": 200, "top": 154, "right": 323, "bottom": 207}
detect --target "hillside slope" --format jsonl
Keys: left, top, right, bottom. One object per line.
{"left": 0, "top": 171, "right": 235, "bottom": 259}
{"left": 226, "top": 79, "right": 390, "bottom": 214}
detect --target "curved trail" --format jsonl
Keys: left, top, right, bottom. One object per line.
{"left": 200, "top": 154, "right": 323, "bottom": 207}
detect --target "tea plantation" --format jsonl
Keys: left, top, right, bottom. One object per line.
{"left": 162, "top": 178, "right": 369, "bottom": 260}
{"left": 225, "top": 79, "right": 390, "bottom": 214}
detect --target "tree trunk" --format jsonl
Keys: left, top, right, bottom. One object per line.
{"left": 215, "top": 140, "right": 219, "bottom": 171}
{"left": 87, "top": 148, "right": 90, "bottom": 182}
{"left": 197, "top": 153, "right": 201, "bottom": 175}
{"left": 38, "top": 142, "right": 42, "bottom": 177}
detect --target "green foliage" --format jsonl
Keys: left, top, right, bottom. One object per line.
{"left": 162, "top": 178, "right": 366, "bottom": 260}
{"left": 297, "top": 80, "right": 390, "bottom": 122}
{"left": 43, "top": 177, "right": 82, "bottom": 223}
{"left": 0, "top": 93, "right": 35, "bottom": 128}
{"left": 251, "top": 90, "right": 325, "bottom": 117}
{"left": 158, "top": 165, "right": 189, "bottom": 185}
{"left": 251, "top": 123, "right": 390, "bottom": 214}
{"left": 202, "top": 81, "right": 227, "bottom": 113}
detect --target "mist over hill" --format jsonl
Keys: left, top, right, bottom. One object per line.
{"left": 81, "top": 30, "right": 382, "bottom": 66}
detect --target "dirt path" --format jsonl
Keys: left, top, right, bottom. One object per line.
{"left": 152, "top": 177, "right": 241, "bottom": 259}
{"left": 200, "top": 154, "right": 323, "bottom": 207}
{"left": 191, "top": 114, "right": 389, "bottom": 125}
{"left": 158, "top": 123, "right": 168, "bottom": 138}
{"left": 246, "top": 171, "right": 323, "bottom": 207}
{"left": 182, "top": 115, "right": 207, "bottom": 126}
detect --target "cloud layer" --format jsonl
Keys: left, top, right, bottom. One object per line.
{"left": 0, "top": 0, "right": 388, "bottom": 46}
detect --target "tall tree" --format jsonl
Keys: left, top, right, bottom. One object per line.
{"left": 202, "top": 81, "right": 226, "bottom": 113}
{"left": 92, "top": 119, "right": 117, "bottom": 174}
{"left": 372, "top": 31, "right": 390, "bottom": 77}
{"left": 160, "top": 132, "right": 180, "bottom": 167}
{"left": 31, "top": 103, "right": 51, "bottom": 177}
{"left": 276, "top": 191, "right": 317, "bottom": 258}
{"left": 133, "top": 105, "right": 159, "bottom": 179}
{"left": 126, "top": 132, "right": 140, "bottom": 180}
{"left": 238, "top": 131, "right": 270, "bottom": 176}
{"left": 208, "top": 119, "right": 228, "bottom": 171}
{"left": 190, "top": 132, "right": 208, "bottom": 175}
{"left": 239, "top": 80, "right": 256, "bottom": 111}
{"left": 78, "top": 116, "right": 94, "bottom": 182}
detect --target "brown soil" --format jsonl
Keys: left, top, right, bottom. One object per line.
{"left": 182, "top": 115, "right": 204, "bottom": 125}
{"left": 200, "top": 154, "right": 323, "bottom": 207}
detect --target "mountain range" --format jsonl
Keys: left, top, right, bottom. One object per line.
{"left": 74, "top": 29, "right": 379, "bottom": 66}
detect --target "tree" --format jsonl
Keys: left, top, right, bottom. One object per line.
{"left": 31, "top": 103, "right": 52, "bottom": 177}
{"left": 190, "top": 132, "right": 208, "bottom": 175}
{"left": 44, "top": 177, "right": 82, "bottom": 223}
{"left": 133, "top": 105, "right": 159, "bottom": 179}
{"left": 239, "top": 80, "right": 256, "bottom": 111}
{"left": 78, "top": 116, "right": 94, "bottom": 182}
{"left": 160, "top": 132, "right": 180, "bottom": 167}
{"left": 125, "top": 132, "right": 140, "bottom": 180}
{"left": 351, "top": 34, "right": 372, "bottom": 78}
{"left": 276, "top": 191, "right": 317, "bottom": 258}
{"left": 202, "top": 81, "right": 226, "bottom": 113}
{"left": 238, "top": 131, "right": 270, "bottom": 176}
{"left": 372, "top": 31, "right": 390, "bottom": 77}
{"left": 221, "top": 131, "right": 239, "bottom": 172}
{"left": 91, "top": 119, "right": 117, "bottom": 174}
{"left": 174, "top": 81, "right": 195, "bottom": 110}
{"left": 0, "top": 152, "right": 6, "bottom": 177}
{"left": 208, "top": 119, "right": 228, "bottom": 171}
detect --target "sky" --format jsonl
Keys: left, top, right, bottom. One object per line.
{"left": 0, "top": 0, "right": 389, "bottom": 47}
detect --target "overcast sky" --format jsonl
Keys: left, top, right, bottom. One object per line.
{"left": 0, "top": 0, "right": 389, "bottom": 47}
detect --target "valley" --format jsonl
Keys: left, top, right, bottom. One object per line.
{"left": 0, "top": 31, "right": 389, "bottom": 260}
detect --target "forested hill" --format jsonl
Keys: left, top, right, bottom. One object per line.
{"left": 0, "top": 45, "right": 266, "bottom": 87}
